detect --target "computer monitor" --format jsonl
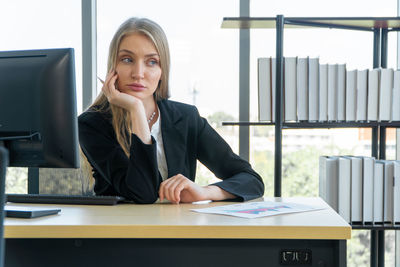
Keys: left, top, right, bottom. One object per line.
{"left": 0, "top": 48, "right": 79, "bottom": 168}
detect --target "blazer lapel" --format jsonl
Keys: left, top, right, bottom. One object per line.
{"left": 158, "top": 100, "right": 187, "bottom": 178}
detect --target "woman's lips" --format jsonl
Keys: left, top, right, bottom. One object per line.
{"left": 127, "top": 83, "right": 146, "bottom": 91}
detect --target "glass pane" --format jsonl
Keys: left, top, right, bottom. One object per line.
{"left": 385, "top": 230, "right": 396, "bottom": 266}
{"left": 5, "top": 168, "right": 27, "bottom": 194}
{"left": 348, "top": 230, "right": 370, "bottom": 266}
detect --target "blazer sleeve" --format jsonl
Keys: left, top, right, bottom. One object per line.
{"left": 194, "top": 108, "right": 265, "bottom": 201}
{"left": 78, "top": 112, "right": 160, "bottom": 204}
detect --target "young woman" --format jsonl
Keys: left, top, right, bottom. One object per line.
{"left": 78, "top": 17, "right": 264, "bottom": 204}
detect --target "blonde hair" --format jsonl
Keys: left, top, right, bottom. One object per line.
{"left": 81, "top": 17, "right": 171, "bottom": 193}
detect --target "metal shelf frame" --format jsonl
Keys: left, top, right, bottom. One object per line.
{"left": 223, "top": 121, "right": 400, "bottom": 128}
{"left": 222, "top": 15, "right": 400, "bottom": 267}
{"left": 352, "top": 223, "right": 400, "bottom": 230}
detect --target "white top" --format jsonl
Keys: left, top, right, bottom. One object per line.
{"left": 150, "top": 107, "right": 168, "bottom": 181}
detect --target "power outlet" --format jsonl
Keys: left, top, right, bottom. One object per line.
{"left": 280, "top": 249, "right": 312, "bottom": 265}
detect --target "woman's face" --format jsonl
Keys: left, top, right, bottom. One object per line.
{"left": 115, "top": 32, "right": 162, "bottom": 103}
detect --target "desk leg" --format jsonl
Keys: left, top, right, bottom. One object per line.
{"left": 337, "top": 240, "right": 347, "bottom": 267}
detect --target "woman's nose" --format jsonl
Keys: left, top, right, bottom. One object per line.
{"left": 131, "top": 62, "right": 145, "bottom": 79}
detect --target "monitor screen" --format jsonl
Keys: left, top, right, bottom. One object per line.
{"left": 0, "top": 48, "right": 79, "bottom": 168}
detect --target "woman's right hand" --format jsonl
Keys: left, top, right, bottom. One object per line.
{"left": 102, "top": 70, "right": 142, "bottom": 112}
{"left": 102, "top": 70, "right": 152, "bottom": 144}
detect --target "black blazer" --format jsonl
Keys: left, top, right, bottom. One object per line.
{"left": 78, "top": 99, "right": 264, "bottom": 204}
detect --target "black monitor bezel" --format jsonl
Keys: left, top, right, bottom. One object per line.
{"left": 0, "top": 48, "right": 79, "bottom": 168}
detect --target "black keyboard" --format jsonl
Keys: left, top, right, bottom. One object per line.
{"left": 6, "top": 194, "right": 126, "bottom": 205}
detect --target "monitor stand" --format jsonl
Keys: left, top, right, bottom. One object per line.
{"left": 0, "top": 144, "right": 7, "bottom": 267}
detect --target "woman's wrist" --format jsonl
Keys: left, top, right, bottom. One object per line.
{"left": 203, "top": 185, "right": 235, "bottom": 201}
{"left": 129, "top": 103, "right": 152, "bottom": 144}
{"left": 128, "top": 100, "right": 145, "bottom": 115}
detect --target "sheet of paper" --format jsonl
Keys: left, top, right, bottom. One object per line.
{"left": 191, "top": 201, "right": 325, "bottom": 219}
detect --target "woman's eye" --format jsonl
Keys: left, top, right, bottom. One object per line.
{"left": 121, "top": 58, "right": 132, "bottom": 63}
{"left": 148, "top": 59, "right": 158, "bottom": 66}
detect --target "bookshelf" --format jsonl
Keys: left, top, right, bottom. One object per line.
{"left": 221, "top": 15, "right": 400, "bottom": 267}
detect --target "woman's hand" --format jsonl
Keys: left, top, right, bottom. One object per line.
{"left": 101, "top": 70, "right": 151, "bottom": 144}
{"left": 159, "top": 174, "right": 236, "bottom": 204}
{"left": 101, "top": 70, "right": 142, "bottom": 111}
{"left": 159, "top": 174, "right": 206, "bottom": 204}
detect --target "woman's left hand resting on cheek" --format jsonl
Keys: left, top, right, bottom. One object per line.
{"left": 159, "top": 174, "right": 236, "bottom": 204}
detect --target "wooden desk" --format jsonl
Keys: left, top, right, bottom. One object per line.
{"left": 4, "top": 197, "right": 350, "bottom": 267}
